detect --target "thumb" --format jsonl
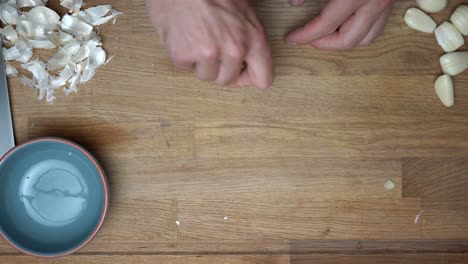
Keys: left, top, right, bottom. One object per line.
{"left": 289, "top": 0, "right": 305, "bottom": 6}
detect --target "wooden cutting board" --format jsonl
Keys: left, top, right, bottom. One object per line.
{"left": 1, "top": 0, "right": 468, "bottom": 263}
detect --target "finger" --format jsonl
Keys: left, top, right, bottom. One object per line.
{"left": 310, "top": 3, "right": 384, "bottom": 50}
{"left": 195, "top": 59, "right": 220, "bottom": 82}
{"left": 289, "top": 0, "right": 305, "bottom": 7}
{"left": 286, "top": 0, "right": 362, "bottom": 45}
{"left": 216, "top": 55, "right": 244, "bottom": 86}
{"left": 168, "top": 46, "right": 195, "bottom": 72}
{"left": 359, "top": 7, "right": 391, "bottom": 46}
{"left": 171, "top": 56, "right": 195, "bottom": 72}
{"left": 231, "top": 43, "right": 274, "bottom": 89}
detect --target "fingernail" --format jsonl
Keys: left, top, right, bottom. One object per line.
{"left": 287, "top": 40, "right": 297, "bottom": 46}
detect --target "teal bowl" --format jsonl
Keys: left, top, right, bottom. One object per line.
{"left": 0, "top": 138, "right": 109, "bottom": 257}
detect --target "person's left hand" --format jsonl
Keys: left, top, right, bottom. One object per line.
{"left": 286, "top": 0, "right": 394, "bottom": 50}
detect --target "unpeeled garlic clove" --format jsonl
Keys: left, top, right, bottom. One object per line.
{"left": 404, "top": 8, "right": 437, "bottom": 33}
{"left": 435, "top": 75, "right": 454, "bottom": 107}
{"left": 435, "top": 22, "right": 465, "bottom": 52}
{"left": 440, "top": 52, "right": 468, "bottom": 76}
{"left": 451, "top": 5, "right": 468, "bottom": 36}
{"left": 416, "top": 0, "right": 448, "bottom": 13}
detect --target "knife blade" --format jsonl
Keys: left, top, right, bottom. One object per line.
{"left": 0, "top": 40, "right": 15, "bottom": 158}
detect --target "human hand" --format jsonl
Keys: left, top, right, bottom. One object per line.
{"left": 147, "top": 0, "right": 274, "bottom": 88}
{"left": 286, "top": 0, "right": 394, "bottom": 50}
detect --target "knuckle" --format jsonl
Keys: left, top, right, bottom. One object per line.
{"left": 341, "top": 38, "right": 358, "bottom": 51}
{"left": 360, "top": 40, "right": 372, "bottom": 47}
{"left": 198, "top": 44, "right": 220, "bottom": 60}
{"left": 257, "top": 75, "right": 274, "bottom": 89}
{"left": 225, "top": 43, "right": 246, "bottom": 59}
{"left": 317, "top": 16, "right": 337, "bottom": 34}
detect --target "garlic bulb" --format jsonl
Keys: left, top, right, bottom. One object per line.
{"left": 416, "top": 0, "right": 448, "bottom": 13}
{"left": 440, "top": 52, "right": 468, "bottom": 76}
{"left": 435, "top": 22, "right": 465, "bottom": 52}
{"left": 404, "top": 8, "right": 437, "bottom": 33}
{"left": 451, "top": 5, "right": 468, "bottom": 36}
{"left": 435, "top": 75, "right": 454, "bottom": 107}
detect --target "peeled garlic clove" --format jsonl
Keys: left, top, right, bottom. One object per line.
{"left": 435, "top": 22, "right": 465, "bottom": 52}
{"left": 416, "top": 0, "right": 447, "bottom": 13}
{"left": 440, "top": 52, "right": 468, "bottom": 76}
{"left": 451, "top": 5, "right": 468, "bottom": 36}
{"left": 435, "top": 75, "right": 454, "bottom": 107}
{"left": 404, "top": 8, "right": 437, "bottom": 33}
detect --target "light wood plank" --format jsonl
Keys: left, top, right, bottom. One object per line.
{"left": 0, "top": 255, "right": 289, "bottom": 264}
{"left": 403, "top": 158, "right": 468, "bottom": 200}
{"left": 177, "top": 199, "right": 422, "bottom": 240}
{"left": 403, "top": 159, "right": 468, "bottom": 239}
{"left": 291, "top": 254, "right": 468, "bottom": 264}
{"left": 103, "top": 157, "right": 402, "bottom": 200}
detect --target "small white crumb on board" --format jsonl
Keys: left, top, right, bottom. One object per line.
{"left": 224, "top": 216, "right": 229, "bottom": 220}
{"left": 384, "top": 179, "right": 395, "bottom": 190}
{"left": 175, "top": 220, "right": 180, "bottom": 226}
{"left": 415, "top": 209, "right": 424, "bottom": 224}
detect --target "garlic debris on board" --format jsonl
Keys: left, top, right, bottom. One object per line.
{"left": 435, "top": 22, "right": 465, "bottom": 52}
{"left": 435, "top": 75, "right": 454, "bottom": 107}
{"left": 416, "top": 0, "right": 448, "bottom": 13}
{"left": 0, "top": 1, "right": 123, "bottom": 103}
{"left": 440, "top": 52, "right": 468, "bottom": 76}
{"left": 404, "top": 8, "right": 437, "bottom": 33}
{"left": 451, "top": 5, "right": 468, "bottom": 36}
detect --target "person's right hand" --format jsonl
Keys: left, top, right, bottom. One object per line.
{"left": 147, "top": 0, "right": 275, "bottom": 89}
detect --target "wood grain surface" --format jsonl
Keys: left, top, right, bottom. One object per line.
{"left": 2, "top": 0, "right": 468, "bottom": 263}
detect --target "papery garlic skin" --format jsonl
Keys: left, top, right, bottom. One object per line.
{"left": 404, "top": 8, "right": 437, "bottom": 33}
{"left": 5, "top": 63, "right": 18, "bottom": 77}
{"left": 440, "top": 52, "right": 468, "bottom": 76}
{"left": 17, "top": 0, "right": 48, "bottom": 8}
{"left": 0, "top": 25, "right": 19, "bottom": 43}
{"left": 435, "top": 22, "right": 465, "bottom": 52}
{"left": 1, "top": 0, "right": 123, "bottom": 103}
{"left": 435, "top": 75, "right": 454, "bottom": 107}
{"left": 416, "top": 0, "right": 448, "bottom": 13}
{"left": 451, "top": 5, "right": 468, "bottom": 36}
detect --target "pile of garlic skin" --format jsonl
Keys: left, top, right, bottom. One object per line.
{"left": 0, "top": 0, "right": 122, "bottom": 103}
{"left": 404, "top": 0, "right": 467, "bottom": 108}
